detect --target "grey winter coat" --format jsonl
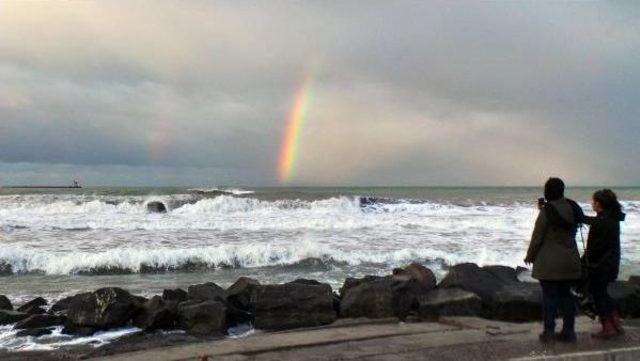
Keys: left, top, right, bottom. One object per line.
{"left": 525, "top": 198, "right": 582, "bottom": 281}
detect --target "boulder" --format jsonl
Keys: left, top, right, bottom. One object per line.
{"left": 18, "top": 305, "right": 46, "bottom": 315}
{"left": 162, "top": 289, "right": 188, "bottom": 303}
{"left": 66, "top": 288, "right": 140, "bottom": 329}
{"left": 340, "top": 269, "right": 435, "bottom": 321}
{"left": 177, "top": 300, "right": 226, "bottom": 336}
{"left": 610, "top": 281, "right": 640, "bottom": 318}
{"left": 393, "top": 263, "right": 437, "bottom": 290}
{"left": 49, "top": 295, "right": 78, "bottom": 316}
{"left": 339, "top": 275, "right": 385, "bottom": 298}
{"left": 227, "top": 277, "right": 260, "bottom": 310}
{"left": 0, "top": 295, "right": 12, "bottom": 311}
{"left": 438, "top": 263, "right": 533, "bottom": 319}
{"left": 17, "top": 297, "right": 47, "bottom": 313}
{"left": 16, "top": 327, "right": 54, "bottom": 337}
{"left": 340, "top": 277, "right": 397, "bottom": 319}
{"left": 438, "top": 263, "right": 519, "bottom": 302}
{"left": 490, "top": 283, "right": 542, "bottom": 322}
{"left": 187, "top": 282, "right": 227, "bottom": 303}
{"left": 146, "top": 201, "right": 167, "bottom": 213}
{"left": 417, "top": 288, "right": 483, "bottom": 321}
{"left": 484, "top": 265, "right": 520, "bottom": 284}
{"left": 0, "top": 310, "right": 30, "bottom": 325}
{"left": 226, "top": 277, "right": 260, "bottom": 327}
{"left": 133, "top": 295, "right": 177, "bottom": 330}
{"left": 251, "top": 281, "right": 337, "bottom": 330}
{"left": 14, "top": 314, "right": 63, "bottom": 329}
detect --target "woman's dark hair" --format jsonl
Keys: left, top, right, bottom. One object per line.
{"left": 544, "top": 177, "right": 565, "bottom": 201}
{"left": 593, "top": 189, "right": 622, "bottom": 215}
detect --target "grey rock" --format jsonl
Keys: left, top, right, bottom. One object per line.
{"left": 66, "top": 288, "right": 140, "bottom": 328}
{"left": 393, "top": 263, "right": 437, "bottom": 290}
{"left": 0, "top": 310, "right": 30, "bottom": 325}
{"left": 417, "top": 288, "right": 483, "bottom": 321}
{"left": 340, "top": 272, "right": 434, "bottom": 321}
{"left": 610, "top": 281, "right": 640, "bottom": 318}
{"left": 340, "top": 277, "right": 396, "bottom": 319}
{"left": 14, "top": 314, "right": 63, "bottom": 329}
{"left": 438, "top": 263, "right": 537, "bottom": 320}
{"left": 252, "top": 281, "right": 336, "bottom": 330}
{"left": 17, "top": 297, "right": 48, "bottom": 313}
{"left": 439, "top": 263, "right": 519, "bottom": 303}
{"left": 162, "top": 289, "right": 188, "bottom": 303}
{"left": 177, "top": 300, "right": 226, "bottom": 336}
{"left": 0, "top": 295, "right": 12, "bottom": 311}
{"left": 227, "top": 277, "right": 260, "bottom": 310}
{"left": 48, "top": 295, "right": 78, "bottom": 316}
{"left": 18, "top": 305, "right": 46, "bottom": 315}
{"left": 133, "top": 295, "right": 176, "bottom": 330}
{"left": 187, "top": 282, "right": 227, "bottom": 303}
{"left": 339, "top": 276, "right": 385, "bottom": 298}
{"left": 146, "top": 201, "right": 167, "bottom": 213}
{"left": 490, "top": 283, "right": 542, "bottom": 322}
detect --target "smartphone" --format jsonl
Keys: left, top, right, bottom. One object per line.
{"left": 538, "top": 197, "right": 545, "bottom": 208}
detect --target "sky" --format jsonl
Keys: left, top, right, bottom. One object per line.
{"left": 0, "top": 1, "right": 639, "bottom": 186}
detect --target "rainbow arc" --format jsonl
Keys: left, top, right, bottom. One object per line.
{"left": 277, "top": 67, "right": 316, "bottom": 183}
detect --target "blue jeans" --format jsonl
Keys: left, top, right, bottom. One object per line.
{"left": 540, "top": 280, "right": 576, "bottom": 334}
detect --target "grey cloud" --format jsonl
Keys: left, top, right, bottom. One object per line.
{"left": 0, "top": 1, "right": 638, "bottom": 185}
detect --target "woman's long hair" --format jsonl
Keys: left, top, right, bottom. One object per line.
{"left": 593, "top": 189, "right": 623, "bottom": 216}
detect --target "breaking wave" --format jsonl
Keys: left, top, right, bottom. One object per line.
{"left": 0, "top": 240, "right": 462, "bottom": 276}
{"left": 0, "top": 193, "right": 638, "bottom": 278}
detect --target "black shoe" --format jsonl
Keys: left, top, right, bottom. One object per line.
{"left": 539, "top": 332, "right": 555, "bottom": 343}
{"left": 555, "top": 331, "right": 577, "bottom": 343}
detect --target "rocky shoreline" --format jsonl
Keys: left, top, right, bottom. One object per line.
{"left": 1, "top": 262, "right": 640, "bottom": 355}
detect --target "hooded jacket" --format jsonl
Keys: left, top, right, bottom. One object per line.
{"left": 526, "top": 198, "right": 582, "bottom": 281}
{"left": 583, "top": 210, "right": 625, "bottom": 282}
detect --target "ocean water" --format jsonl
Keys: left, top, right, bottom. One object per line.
{"left": 0, "top": 186, "right": 639, "bottom": 350}
{"left": 1, "top": 186, "right": 638, "bottom": 303}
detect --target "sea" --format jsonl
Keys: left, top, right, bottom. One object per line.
{"left": 0, "top": 186, "right": 638, "bottom": 350}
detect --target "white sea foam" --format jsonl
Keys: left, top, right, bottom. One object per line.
{"left": 0, "top": 325, "right": 141, "bottom": 352}
{"left": 0, "top": 195, "right": 638, "bottom": 277}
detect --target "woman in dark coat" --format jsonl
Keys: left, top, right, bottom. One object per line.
{"left": 525, "top": 178, "right": 583, "bottom": 343}
{"left": 582, "top": 189, "right": 626, "bottom": 338}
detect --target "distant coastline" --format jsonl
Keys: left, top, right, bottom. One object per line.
{"left": 1, "top": 186, "right": 82, "bottom": 189}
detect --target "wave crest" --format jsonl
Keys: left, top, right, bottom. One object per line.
{"left": 0, "top": 239, "right": 466, "bottom": 276}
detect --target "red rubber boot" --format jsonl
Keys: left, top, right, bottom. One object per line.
{"left": 611, "top": 312, "right": 625, "bottom": 335}
{"left": 592, "top": 315, "right": 618, "bottom": 339}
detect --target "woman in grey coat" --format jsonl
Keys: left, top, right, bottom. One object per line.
{"left": 525, "top": 178, "right": 582, "bottom": 343}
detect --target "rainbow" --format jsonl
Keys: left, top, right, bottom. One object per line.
{"left": 278, "top": 68, "right": 316, "bottom": 183}
{"left": 149, "top": 118, "right": 171, "bottom": 163}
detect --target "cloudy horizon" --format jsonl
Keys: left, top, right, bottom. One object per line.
{"left": 1, "top": 1, "right": 639, "bottom": 187}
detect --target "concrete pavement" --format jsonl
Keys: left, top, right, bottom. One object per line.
{"left": 92, "top": 317, "right": 640, "bottom": 361}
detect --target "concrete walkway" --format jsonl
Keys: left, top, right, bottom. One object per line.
{"left": 93, "top": 317, "right": 640, "bottom": 361}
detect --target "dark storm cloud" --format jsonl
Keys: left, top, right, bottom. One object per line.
{"left": 0, "top": 1, "right": 638, "bottom": 185}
